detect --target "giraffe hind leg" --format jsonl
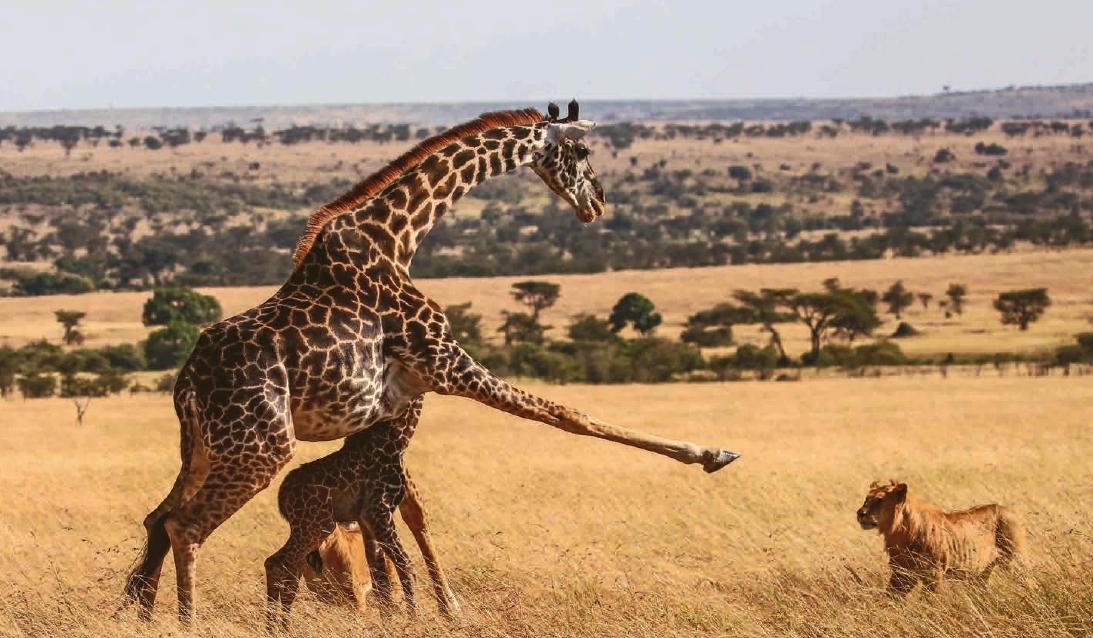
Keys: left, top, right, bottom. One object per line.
{"left": 164, "top": 445, "right": 293, "bottom": 624}
{"left": 121, "top": 401, "right": 208, "bottom": 620}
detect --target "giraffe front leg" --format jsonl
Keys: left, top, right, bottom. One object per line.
{"left": 406, "top": 340, "right": 739, "bottom": 472}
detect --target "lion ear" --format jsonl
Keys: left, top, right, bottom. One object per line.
{"left": 892, "top": 483, "right": 908, "bottom": 500}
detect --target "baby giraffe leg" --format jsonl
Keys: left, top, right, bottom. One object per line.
{"left": 363, "top": 510, "right": 416, "bottom": 616}
{"left": 362, "top": 526, "right": 396, "bottom": 611}
{"left": 265, "top": 523, "right": 332, "bottom": 632}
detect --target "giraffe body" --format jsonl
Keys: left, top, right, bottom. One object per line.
{"left": 123, "top": 104, "right": 739, "bottom": 624}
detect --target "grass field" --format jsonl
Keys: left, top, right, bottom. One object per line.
{"left": 1, "top": 375, "right": 1090, "bottom": 637}
{"left": 3, "top": 248, "right": 1091, "bottom": 359}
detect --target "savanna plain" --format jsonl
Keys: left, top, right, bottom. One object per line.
{"left": 1, "top": 354, "right": 1092, "bottom": 637}
{"left": 2, "top": 108, "right": 1093, "bottom": 636}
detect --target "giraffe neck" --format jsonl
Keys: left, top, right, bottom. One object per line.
{"left": 317, "top": 122, "right": 549, "bottom": 272}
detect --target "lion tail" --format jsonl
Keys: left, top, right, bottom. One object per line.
{"left": 994, "top": 505, "right": 1026, "bottom": 568}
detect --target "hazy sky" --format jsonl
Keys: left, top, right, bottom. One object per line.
{"left": 2, "top": 0, "right": 1090, "bottom": 111}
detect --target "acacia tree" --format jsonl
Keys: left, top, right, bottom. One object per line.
{"left": 680, "top": 303, "right": 753, "bottom": 347}
{"left": 918, "top": 292, "right": 933, "bottom": 309}
{"left": 732, "top": 288, "right": 798, "bottom": 362}
{"left": 609, "top": 293, "right": 662, "bottom": 336}
{"left": 444, "top": 302, "right": 482, "bottom": 346}
{"left": 790, "top": 287, "right": 879, "bottom": 361}
{"left": 498, "top": 312, "right": 546, "bottom": 345}
{"left": 994, "top": 288, "right": 1051, "bottom": 331}
{"left": 945, "top": 283, "right": 968, "bottom": 315}
{"left": 54, "top": 310, "right": 86, "bottom": 346}
{"left": 881, "top": 281, "right": 914, "bottom": 319}
{"left": 510, "top": 281, "right": 560, "bottom": 321}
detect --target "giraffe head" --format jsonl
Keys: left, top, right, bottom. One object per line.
{"left": 531, "top": 100, "right": 606, "bottom": 223}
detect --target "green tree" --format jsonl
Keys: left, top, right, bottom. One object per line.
{"left": 444, "top": 302, "right": 482, "bottom": 345}
{"left": 54, "top": 310, "right": 87, "bottom": 346}
{"left": 567, "top": 314, "right": 616, "bottom": 342}
{"left": 142, "top": 287, "right": 222, "bottom": 327}
{"left": 626, "top": 338, "right": 703, "bottom": 383}
{"left": 17, "top": 372, "right": 57, "bottom": 398}
{"left": 945, "top": 283, "right": 968, "bottom": 315}
{"left": 881, "top": 281, "right": 914, "bottom": 319}
{"left": 609, "top": 293, "right": 662, "bottom": 336}
{"left": 993, "top": 288, "right": 1051, "bottom": 331}
{"left": 510, "top": 281, "right": 560, "bottom": 321}
{"left": 680, "top": 303, "right": 753, "bottom": 347}
{"left": 145, "top": 321, "right": 200, "bottom": 369}
{"left": 790, "top": 287, "right": 880, "bottom": 362}
{"left": 498, "top": 312, "right": 546, "bottom": 345}
{"left": 732, "top": 288, "right": 797, "bottom": 362}
{"left": 0, "top": 346, "right": 19, "bottom": 398}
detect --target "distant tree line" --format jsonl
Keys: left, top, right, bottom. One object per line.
{"left": 0, "top": 281, "right": 1081, "bottom": 400}
{"left": 5, "top": 117, "right": 1090, "bottom": 155}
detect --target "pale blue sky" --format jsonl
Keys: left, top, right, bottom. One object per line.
{"left": 2, "top": 0, "right": 1090, "bottom": 111}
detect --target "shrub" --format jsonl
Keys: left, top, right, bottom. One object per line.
{"left": 626, "top": 338, "right": 703, "bottom": 383}
{"left": 17, "top": 372, "right": 57, "bottom": 398}
{"left": 567, "top": 314, "right": 616, "bottom": 343}
{"left": 1074, "top": 332, "right": 1093, "bottom": 356}
{"left": 142, "top": 287, "right": 222, "bottom": 326}
{"left": 154, "top": 372, "right": 177, "bottom": 392}
{"left": 145, "top": 321, "right": 200, "bottom": 369}
{"left": 11, "top": 270, "right": 94, "bottom": 296}
{"left": 728, "top": 165, "right": 752, "bottom": 180}
{"left": 99, "top": 343, "right": 147, "bottom": 371}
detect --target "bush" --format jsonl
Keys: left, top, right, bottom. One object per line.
{"left": 1075, "top": 332, "right": 1093, "bottom": 356}
{"left": 142, "top": 287, "right": 222, "bottom": 326}
{"left": 60, "top": 374, "right": 111, "bottom": 398}
{"left": 99, "top": 343, "right": 147, "bottom": 371}
{"left": 728, "top": 165, "right": 752, "bottom": 180}
{"left": 507, "top": 344, "right": 577, "bottom": 383}
{"left": 17, "top": 372, "right": 57, "bottom": 398}
{"left": 154, "top": 372, "right": 177, "bottom": 392}
{"left": 9, "top": 270, "right": 94, "bottom": 296}
{"left": 1054, "top": 345, "right": 1084, "bottom": 367}
{"left": 806, "top": 341, "right": 905, "bottom": 368}
{"left": 626, "top": 338, "right": 703, "bottom": 383}
{"left": 145, "top": 321, "right": 200, "bottom": 369}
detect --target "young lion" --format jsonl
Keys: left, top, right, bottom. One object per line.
{"left": 856, "top": 480, "right": 1025, "bottom": 595}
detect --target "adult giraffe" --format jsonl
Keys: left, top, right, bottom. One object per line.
{"left": 123, "top": 102, "right": 739, "bottom": 623}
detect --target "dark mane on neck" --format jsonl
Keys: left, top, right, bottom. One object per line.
{"left": 293, "top": 107, "right": 544, "bottom": 266}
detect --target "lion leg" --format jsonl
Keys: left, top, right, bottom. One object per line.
{"left": 886, "top": 567, "right": 916, "bottom": 598}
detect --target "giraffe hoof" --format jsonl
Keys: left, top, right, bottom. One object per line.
{"left": 703, "top": 449, "right": 740, "bottom": 473}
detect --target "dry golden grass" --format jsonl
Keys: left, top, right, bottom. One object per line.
{"left": 1, "top": 375, "right": 1091, "bottom": 637}
{"left": 3, "top": 248, "right": 1091, "bottom": 358}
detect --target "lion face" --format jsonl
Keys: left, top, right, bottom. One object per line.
{"left": 857, "top": 480, "right": 907, "bottom": 531}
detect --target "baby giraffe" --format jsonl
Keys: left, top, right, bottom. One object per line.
{"left": 265, "top": 397, "right": 458, "bottom": 630}
{"left": 856, "top": 480, "right": 1025, "bottom": 596}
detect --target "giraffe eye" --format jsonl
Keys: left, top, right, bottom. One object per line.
{"left": 575, "top": 144, "right": 590, "bottom": 160}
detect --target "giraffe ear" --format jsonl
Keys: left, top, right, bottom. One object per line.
{"left": 546, "top": 120, "right": 596, "bottom": 142}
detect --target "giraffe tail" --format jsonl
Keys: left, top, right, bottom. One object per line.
{"left": 121, "top": 392, "right": 203, "bottom": 611}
